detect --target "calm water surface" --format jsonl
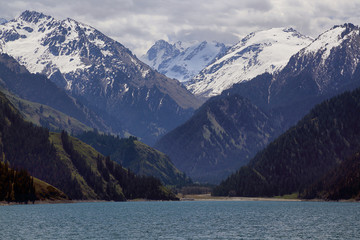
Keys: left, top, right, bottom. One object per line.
{"left": 1, "top": 201, "right": 359, "bottom": 239}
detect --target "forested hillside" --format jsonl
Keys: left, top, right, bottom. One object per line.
{"left": 0, "top": 53, "right": 110, "bottom": 132}
{"left": 77, "top": 131, "right": 191, "bottom": 186}
{"left": 213, "top": 88, "right": 360, "bottom": 200}
{"left": 3, "top": 89, "right": 92, "bottom": 135}
{"left": 157, "top": 24, "right": 360, "bottom": 185}
{"left": 301, "top": 151, "right": 360, "bottom": 200}
{"left": 0, "top": 162, "right": 35, "bottom": 203}
{"left": 0, "top": 91, "right": 177, "bottom": 201}
{"left": 156, "top": 94, "right": 278, "bottom": 183}
{"left": 0, "top": 162, "right": 68, "bottom": 203}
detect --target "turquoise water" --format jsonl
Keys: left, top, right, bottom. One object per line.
{"left": 1, "top": 201, "right": 359, "bottom": 239}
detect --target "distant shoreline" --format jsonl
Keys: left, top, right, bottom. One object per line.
{"left": 0, "top": 199, "right": 107, "bottom": 206}
{"left": 1, "top": 194, "right": 358, "bottom": 206}
{"left": 179, "top": 194, "right": 360, "bottom": 202}
{"left": 179, "top": 194, "right": 302, "bottom": 202}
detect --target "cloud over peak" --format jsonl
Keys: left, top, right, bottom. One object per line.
{"left": 1, "top": 0, "right": 360, "bottom": 55}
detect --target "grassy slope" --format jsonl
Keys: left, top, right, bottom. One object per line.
{"left": 155, "top": 94, "right": 277, "bottom": 184}
{"left": 132, "top": 140, "right": 188, "bottom": 186}
{"left": 0, "top": 89, "right": 175, "bottom": 201}
{"left": 3, "top": 89, "right": 92, "bottom": 135}
{"left": 3, "top": 89, "right": 189, "bottom": 187}
{"left": 0, "top": 162, "right": 68, "bottom": 202}
{"left": 76, "top": 131, "right": 190, "bottom": 186}
{"left": 33, "top": 177, "right": 69, "bottom": 201}
{"left": 49, "top": 132, "right": 123, "bottom": 199}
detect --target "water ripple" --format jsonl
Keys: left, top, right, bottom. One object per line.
{"left": 1, "top": 201, "right": 359, "bottom": 239}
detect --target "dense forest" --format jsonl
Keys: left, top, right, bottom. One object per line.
{"left": 77, "top": 130, "right": 191, "bottom": 186}
{"left": 61, "top": 130, "right": 177, "bottom": 200}
{"left": 301, "top": 151, "right": 360, "bottom": 200}
{"left": 213, "top": 88, "right": 360, "bottom": 200}
{"left": 0, "top": 90, "right": 177, "bottom": 201}
{"left": 0, "top": 162, "right": 36, "bottom": 203}
{"left": 0, "top": 90, "right": 77, "bottom": 198}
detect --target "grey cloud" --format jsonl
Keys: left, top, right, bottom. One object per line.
{"left": 1, "top": 0, "right": 360, "bottom": 55}
{"left": 169, "top": 28, "right": 239, "bottom": 45}
{"left": 245, "top": 0, "right": 273, "bottom": 12}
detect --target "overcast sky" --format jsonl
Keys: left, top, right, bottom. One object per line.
{"left": 1, "top": 0, "right": 360, "bottom": 56}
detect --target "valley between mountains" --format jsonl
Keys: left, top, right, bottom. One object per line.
{"left": 1, "top": 10, "right": 360, "bottom": 203}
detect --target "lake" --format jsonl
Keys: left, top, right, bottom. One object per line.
{"left": 1, "top": 200, "right": 359, "bottom": 239}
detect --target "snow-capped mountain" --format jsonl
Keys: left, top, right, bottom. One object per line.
{"left": 187, "top": 28, "right": 313, "bottom": 98}
{"left": 0, "top": 10, "right": 200, "bottom": 144}
{"left": 156, "top": 23, "right": 360, "bottom": 184}
{"left": 142, "top": 40, "right": 227, "bottom": 82}
{"left": 269, "top": 23, "right": 360, "bottom": 108}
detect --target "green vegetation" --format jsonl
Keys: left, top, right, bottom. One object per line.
{"left": 0, "top": 162, "right": 35, "bottom": 203}
{"left": 0, "top": 89, "right": 77, "bottom": 199}
{"left": 32, "top": 178, "right": 68, "bottom": 201}
{"left": 0, "top": 90, "right": 177, "bottom": 201}
{"left": 301, "top": 151, "right": 360, "bottom": 200}
{"left": 0, "top": 53, "right": 111, "bottom": 134}
{"left": 57, "top": 131, "right": 177, "bottom": 200}
{"left": 77, "top": 131, "right": 191, "bottom": 186}
{"left": 274, "top": 193, "right": 299, "bottom": 200}
{"left": 0, "top": 162, "right": 68, "bottom": 203}
{"left": 155, "top": 94, "right": 277, "bottom": 184}
{"left": 213, "top": 88, "right": 360, "bottom": 200}
{"left": 3, "top": 89, "right": 92, "bottom": 135}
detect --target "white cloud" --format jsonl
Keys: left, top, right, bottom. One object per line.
{"left": 1, "top": 0, "right": 360, "bottom": 55}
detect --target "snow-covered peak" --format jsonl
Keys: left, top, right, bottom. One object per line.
{"left": 144, "top": 40, "right": 179, "bottom": 69}
{"left": 0, "top": 10, "right": 201, "bottom": 145}
{"left": 17, "top": 10, "right": 52, "bottom": 23}
{"left": 186, "top": 27, "right": 313, "bottom": 98}
{"left": 301, "top": 23, "right": 360, "bottom": 62}
{"left": 142, "top": 39, "right": 227, "bottom": 82}
{"left": 173, "top": 40, "right": 200, "bottom": 51}
{"left": 271, "top": 23, "right": 360, "bottom": 97}
{"left": 0, "top": 10, "right": 141, "bottom": 90}
{"left": 0, "top": 11, "right": 90, "bottom": 75}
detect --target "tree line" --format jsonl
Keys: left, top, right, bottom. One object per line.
{"left": 0, "top": 89, "right": 177, "bottom": 201}
{"left": 213, "top": 88, "right": 360, "bottom": 200}
{"left": 61, "top": 130, "right": 177, "bottom": 200}
{"left": 0, "top": 162, "right": 36, "bottom": 203}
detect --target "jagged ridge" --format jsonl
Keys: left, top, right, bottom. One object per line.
{"left": 187, "top": 27, "right": 313, "bottom": 98}
{"left": 0, "top": 10, "right": 201, "bottom": 144}
{"left": 142, "top": 40, "right": 227, "bottom": 82}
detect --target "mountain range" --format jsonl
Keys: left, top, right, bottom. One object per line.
{"left": 186, "top": 28, "right": 313, "bottom": 98}
{"left": 0, "top": 10, "right": 200, "bottom": 145}
{"left": 0, "top": 50, "right": 188, "bottom": 195}
{"left": 0, "top": 88, "right": 177, "bottom": 201}
{"left": 155, "top": 93, "right": 278, "bottom": 183}
{"left": 213, "top": 87, "right": 360, "bottom": 200}
{"left": 76, "top": 131, "right": 191, "bottom": 186}
{"left": 0, "top": 53, "right": 110, "bottom": 132}
{"left": 142, "top": 40, "right": 227, "bottom": 82}
{"left": 1, "top": 9, "right": 359, "bottom": 200}
{"left": 156, "top": 23, "right": 360, "bottom": 184}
